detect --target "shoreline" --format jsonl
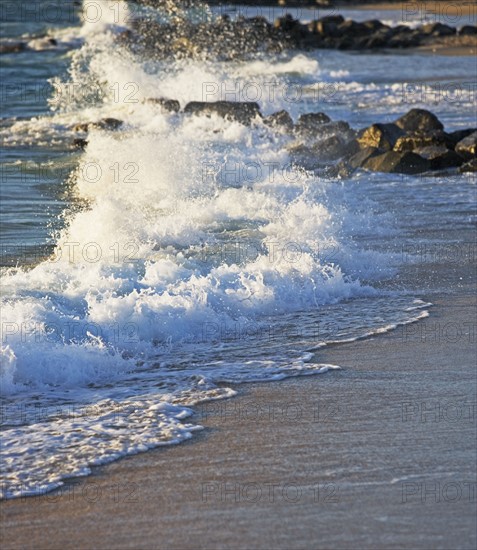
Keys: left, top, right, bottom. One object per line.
{"left": 1, "top": 264, "right": 475, "bottom": 548}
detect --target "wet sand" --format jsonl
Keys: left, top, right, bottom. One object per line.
{"left": 1, "top": 241, "right": 476, "bottom": 548}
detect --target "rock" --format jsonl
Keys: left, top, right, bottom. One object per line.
{"left": 387, "top": 30, "right": 422, "bottom": 48}
{"left": 312, "top": 135, "right": 346, "bottom": 161}
{"left": 274, "top": 14, "right": 299, "bottom": 32}
{"left": 459, "top": 26, "right": 477, "bottom": 36}
{"left": 315, "top": 15, "right": 345, "bottom": 38}
{"left": 455, "top": 131, "right": 477, "bottom": 160}
{"left": 338, "top": 20, "right": 372, "bottom": 38}
{"left": 183, "top": 101, "right": 261, "bottom": 125}
{"left": 362, "top": 150, "right": 431, "bottom": 174}
{"left": 73, "top": 138, "right": 88, "bottom": 150}
{"left": 357, "top": 123, "right": 405, "bottom": 151}
{"left": 459, "top": 159, "right": 477, "bottom": 173}
{"left": 303, "top": 120, "right": 355, "bottom": 143}
{"left": 263, "top": 110, "right": 293, "bottom": 130}
{"left": 294, "top": 112, "right": 331, "bottom": 135}
{"left": 0, "top": 42, "right": 27, "bottom": 54}
{"left": 145, "top": 98, "right": 180, "bottom": 112}
{"left": 346, "top": 146, "right": 381, "bottom": 169}
{"left": 94, "top": 118, "right": 123, "bottom": 130}
{"left": 421, "top": 23, "right": 456, "bottom": 37}
{"left": 394, "top": 109, "right": 444, "bottom": 134}
{"left": 73, "top": 118, "right": 123, "bottom": 132}
{"left": 361, "top": 30, "right": 391, "bottom": 49}
{"left": 394, "top": 130, "right": 454, "bottom": 152}
{"left": 340, "top": 139, "right": 361, "bottom": 158}
{"left": 414, "top": 145, "right": 464, "bottom": 169}
{"left": 288, "top": 144, "right": 323, "bottom": 171}
{"left": 362, "top": 20, "right": 388, "bottom": 33}
{"left": 447, "top": 128, "right": 477, "bottom": 146}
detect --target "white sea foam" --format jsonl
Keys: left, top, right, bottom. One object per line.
{"left": 0, "top": 1, "right": 435, "bottom": 499}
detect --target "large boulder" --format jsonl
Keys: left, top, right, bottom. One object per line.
{"left": 455, "top": 131, "right": 477, "bottom": 160}
{"left": 346, "top": 146, "right": 381, "bottom": 170}
{"left": 263, "top": 110, "right": 293, "bottom": 131}
{"left": 313, "top": 135, "right": 348, "bottom": 161}
{"left": 394, "top": 109, "right": 444, "bottom": 134}
{"left": 447, "top": 128, "right": 477, "bottom": 147}
{"left": 362, "top": 150, "right": 431, "bottom": 174}
{"left": 459, "top": 26, "right": 477, "bottom": 36}
{"left": 338, "top": 20, "right": 372, "bottom": 38}
{"left": 183, "top": 101, "right": 261, "bottom": 125}
{"left": 362, "top": 20, "right": 388, "bottom": 33}
{"left": 294, "top": 112, "right": 331, "bottom": 135}
{"left": 288, "top": 144, "right": 323, "bottom": 171}
{"left": 357, "top": 123, "right": 405, "bottom": 151}
{"left": 144, "top": 97, "right": 180, "bottom": 112}
{"left": 314, "top": 15, "right": 345, "bottom": 38}
{"left": 394, "top": 130, "right": 454, "bottom": 152}
{"left": 414, "top": 145, "right": 464, "bottom": 170}
{"left": 421, "top": 22, "right": 456, "bottom": 37}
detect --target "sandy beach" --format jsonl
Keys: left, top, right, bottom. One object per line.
{"left": 1, "top": 230, "right": 475, "bottom": 548}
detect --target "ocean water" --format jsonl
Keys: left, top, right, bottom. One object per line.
{"left": 0, "top": 1, "right": 475, "bottom": 499}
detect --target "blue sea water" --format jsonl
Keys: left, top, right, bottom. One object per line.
{"left": 0, "top": 1, "right": 475, "bottom": 498}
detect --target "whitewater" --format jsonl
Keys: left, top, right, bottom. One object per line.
{"left": 0, "top": 0, "right": 447, "bottom": 499}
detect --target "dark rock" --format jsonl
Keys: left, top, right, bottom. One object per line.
{"left": 414, "top": 145, "right": 464, "bottom": 169}
{"left": 361, "top": 31, "right": 390, "bottom": 49}
{"left": 183, "top": 101, "right": 261, "bottom": 125}
{"left": 338, "top": 20, "right": 372, "bottom": 38}
{"left": 395, "top": 109, "right": 444, "bottom": 134}
{"left": 459, "top": 26, "right": 477, "bottom": 36}
{"left": 73, "top": 118, "right": 123, "bottom": 132}
{"left": 362, "top": 20, "right": 388, "bottom": 33}
{"left": 357, "top": 123, "right": 405, "bottom": 151}
{"left": 312, "top": 135, "right": 346, "bottom": 161}
{"left": 274, "top": 14, "right": 300, "bottom": 32}
{"left": 362, "top": 151, "right": 431, "bottom": 174}
{"left": 335, "top": 35, "right": 359, "bottom": 50}
{"left": 346, "top": 146, "right": 380, "bottom": 170}
{"left": 455, "top": 131, "right": 477, "bottom": 159}
{"left": 394, "top": 130, "right": 454, "bottom": 152}
{"left": 295, "top": 112, "right": 331, "bottom": 135}
{"left": 315, "top": 15, "right": 345, "bottom": 38}
{"left": 340, "top": 139, "right": 361, "bottom": 158}
{"left": 307, "top": 120, "right": 355, "bottom": 142}
{"left": 263, "top": 110, "right": 293, "bottom": 130}
{"left": 288, "top": 144, "right": 322, "bottom": 171}
{"left": 145, "top": 98, "right": 180, "bottom": 112}
{"left": 0, "top": 42, "right": 27, "bottom": 54}
{"left": 94, "top": 118, "right": 124, "bottom": 130}
{"left": 73, "top": 138, "right": 88, "bottom": 150}
{"left": 448, "top": 128, "right": 477, "bottom": 147}
{"left": 387, "top": 30, "right": 422, "bottom": 48}
{"left": 459, "top": 158, "right": 477, "bottom": 173}
{"left": 421, "top": 22, "right": 456, "bottom": 37}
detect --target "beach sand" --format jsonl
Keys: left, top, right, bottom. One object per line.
{"left": 1, "top": 231, "right": 475, "bottom": 548}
